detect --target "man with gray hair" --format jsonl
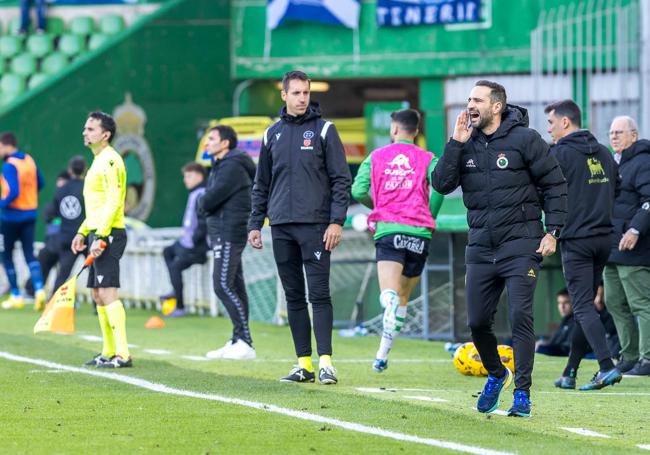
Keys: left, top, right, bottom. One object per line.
{"left": 604, "top": 115, "right": 650, "bottom": 376}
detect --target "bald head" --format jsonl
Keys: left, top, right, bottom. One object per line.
{"left": 609, "top": 116, "right": 639, "bottom": 153}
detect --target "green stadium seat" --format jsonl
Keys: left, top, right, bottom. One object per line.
{"left": 100, "top": 15, "right": 125, "bottom": 35}
{"left": 0, "top": 36, "right": 22, "bottom": 58}
{"left": 41, "top": 52, "right": 68, "bottom": 75}
{"left": 0, "top": 59, "right": 5, "bottom": 74}
{"left": 0, "top": 92, "right": 20, "bottom": 106}
{"left": 46, "top": 17, "right": 65, "bottom": 36}
{"left": 28, "top": 73, "right": 49, "bottom": 89}
{"left": 69, "top": 16, "right": 95, "bottom": 36}
{"left": 10, "top": 53, "right": 37, "bottom": 77}
{"left": 26, "top": 34, "right": 54, "bottom": 58}
{"left": 58, "top": 34, "right": 84, "bottom": 57}
{"left": 8, "top": 17, "right": 22, "bottom": 35}
{"left": 88, "top": 33, "right": 109, "bottom": 51}
{"left": 0, "top": 73, "right": 26, "bottom": 95}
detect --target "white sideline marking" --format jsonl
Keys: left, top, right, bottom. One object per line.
{"left": 638, "top": 444, "right": 650, "bottom": 450}
{"left": 180, "top": 355, "right": 211, "bottom": 361}
{"left": 29, "top": 369, "right": 69, "bottom": 374}
{"left": 560, "top": 428, "right": 611, "bottom": 438}
{"left": 143, "top": 349, "right": 171, "bottom": 355}
{"left": 403, "top": 395, "right": 449, "bottom": 403}
{"left": 0, "top": 351, "right": 513, "bottom": 455}
{"left": 473, "top": 408, "right": 508, "bottom": 416}
{"left": 78, "top": 335, "right": 103, "bottom": 342}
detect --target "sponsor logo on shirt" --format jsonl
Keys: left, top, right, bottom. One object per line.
{"left": 587, "top": 157, "right": 609, "bottom": 184}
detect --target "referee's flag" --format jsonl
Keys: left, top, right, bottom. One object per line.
{"left": 34, "top": 277, "right": 77, "bottom": 334}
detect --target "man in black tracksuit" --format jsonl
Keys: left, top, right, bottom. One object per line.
{"left": 432, "top": 81, "right": 567, "bottom": 417}
{"left": 544, "top": 100, "right": 622, "bottom": 390}
{"left": 199, "top": 125, "right": 257, "bottom": 360}
{"left": 248, "top": 70, "right": 351, "bottom": 385}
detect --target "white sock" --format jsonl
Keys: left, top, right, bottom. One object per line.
{"left": 379, "top": 289, "right": 399, "bottom": 308}
{"left": 395, "top": 305, "right": 407, "bottom": 331}
{"left": 376, "top": 331, "right": 393, "bottom": 360}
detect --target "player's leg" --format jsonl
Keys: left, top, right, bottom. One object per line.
{"left": 19, "top": 220, "right": 45, "bottom": 306}
{"left": 373, "top": 260, "right": 404, "bottom": 371}
{"left": 603, "top": 265, "right": 638, "bottom": 368}
{"left": 0, "top": 221, "right": 24, "bottom": 309}
{"left": 272, "top": 225, "right": 315, "bottom": 383}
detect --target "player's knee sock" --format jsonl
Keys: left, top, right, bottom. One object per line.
{"left": 28, "top": 261, "right": 44, "bottom": 291}
{"left": 298, "top": 356, "right": 314, "bottom": 373}
{"left": 376, "top": 331, "right": 393, "bottom": 361}
{"left": 105, "top": 300, "right": 130, "bottom": 359}
{"left": 96, "top": 306, "right": 115, "bottom": 358}
{"left": 319, "top": 354, "right": 332, "bottom": 368}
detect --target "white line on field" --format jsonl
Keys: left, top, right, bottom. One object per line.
{"left": 403, "top": 395, "right": 449, "bottom": 403}
{"left": 180, "top": 355, "right": 211, "bottom": 361}
{"left": 560, "top": 428, "right": 611, "bottom": 438}
{"left": 29, "top": 369, "right": 69, "bottom": 374}
{"left": 638, "top": 444, "right": 650, "bottom": 451}
{"left": 0, "top": 351, "right": 513, "bottom": 455}
{"left": 473, "top": 408, "right": 508, "bottom": 416}
{"left": 143, "top": 349, "right": 172, "bottom": 355}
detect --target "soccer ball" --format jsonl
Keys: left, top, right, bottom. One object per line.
{"left": 498, "top": 345, "right": 515, "bottom": 373}
{"left": 453, "top": 342, "right": 475, "bottom": 376}
{"left": 467, "top": 345, "right": 488, "bottom": 376}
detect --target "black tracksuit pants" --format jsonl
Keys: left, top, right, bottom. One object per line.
{"left": 271, "top": 223, "right": 332, "bottom": 357}
{"left": 212, "top": 238, "right": 252, "bottom": 346}
{"left": 560, "top": 235, "right": 615, "bottom": 373}
{"left": 466, "top": 255, "right": 541, "bottom": 392}
{"left": 163, "top": 241, "right": 205, "bottom": 310}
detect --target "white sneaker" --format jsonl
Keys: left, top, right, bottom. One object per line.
{"left": 206, "top": 340, "right": 233, "bottom": 359}
{"left": 222, "top": 339, "right": 256, "bottom": 360}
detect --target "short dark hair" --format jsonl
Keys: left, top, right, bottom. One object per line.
{"left": 390, "top": 109, "right": 421, "bottom": 134}
{"left": 557, "top": 288, "right": 570, "bottom": 298}
{"left": 544, "top": 100, "right": 582, "bottom": 128}
{"left": 210, "top": 125, "right": 238, "bottom": 150}
{"left": 88, "top": 111, "right": 117, "bottom": 143}
{"left": 0, "top": 132, "right": 17, "bottom": 147}
{"left": 474, "top": 80, "right": 507, "bottom": 113}
{"left": 182, "top": 161, "right": 206, "bottom": 178}
{"left": 68, "top": 155, "right": 86, "bottom": 177}
{"left": 282, "top": 70, "right": 310, "bottom": 92}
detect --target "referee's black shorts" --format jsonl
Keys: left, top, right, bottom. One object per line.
{"left": 87, "top": 228, "right": 127, "bottom": 288}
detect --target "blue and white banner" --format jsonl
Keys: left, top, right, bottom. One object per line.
{"left": 267, "top": 0, "right": 361, "bottom": 30}
{"left": 376, "top": 0, "right": 481, "bottom": 27}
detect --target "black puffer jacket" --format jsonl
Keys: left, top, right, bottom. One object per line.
{"left": 432, "top": 105, "right": 567, "bottom": 263}
{"left": 199, "top": 149, "right": 256, "bottom": 244}
{"left": 608, "top": 139, "right": 650, "bottom": 266}
{"left": 550, "top": 130, "right": 618, "bottom": 240}
{"left": 248, "top": 102, "right": 352, "bottom": 231}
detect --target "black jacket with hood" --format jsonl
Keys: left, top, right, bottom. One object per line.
{"left": 608, "top": 139, "right": 650, "bottom": 266}
{"left": 431, "top": 105, "right": 568, "bottom": 263}
{"left": 199, "top": 149, "right": 256, "bottom": 244}
{"left": 550, "top": 130, "right": 618, "bottom": 240}
{"left": 248, "top": 102, "right": 352, "bottom": 231}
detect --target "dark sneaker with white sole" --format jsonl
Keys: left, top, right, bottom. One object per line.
{"left": 318, "top": 366, "right": 338, "bottom": 385}
{"left": 624, "top": 358, "right": 650, "bottom": 377}
{"left": 280, "top": 367, "right": 315, "bottom": 383}
{"left": 97, "top": 355, "right": 133, "bottom": 369}
{"left": 616, "top": 356, "right": 638, "bottom": 374}
{"left": 84, "top": 354, "right": 109, "bottom": 367}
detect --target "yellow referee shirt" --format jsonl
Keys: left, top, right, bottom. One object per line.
{"left": 78, "top": 146, "right": 126, "bottom": 237}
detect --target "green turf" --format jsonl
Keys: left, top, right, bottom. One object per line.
{"left": 1, "top": 304, "right": 649, "bottom": 454}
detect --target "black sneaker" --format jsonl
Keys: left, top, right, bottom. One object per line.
{"left": 624, "top": 358, "right": 650, "bottom": 376}
{"left": 280, "top": 367, "right": 315, "bottom": 383}
{"left": 84, "top": 354, "right": 109, "bottom": 367}
{"left": 97, "top": 355, "right": 133, "bottom": 369}
{"left": 616, "top": 356, "right": 638, "bottom": 374}
{"left": 318, "top": 366, "right": 338, "bottom": 385}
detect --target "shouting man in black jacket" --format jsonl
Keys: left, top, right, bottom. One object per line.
{"left": 200, "top": 125, "right": 257, "bottom": 360}
{"left": 248, "top": 70, "right": 352, "bottom": 385}
{"left": 432, "top": 80, "right": 567, "bottom": 417}
{"left": 545, "top": 99, "right": 622, "bottom": 390}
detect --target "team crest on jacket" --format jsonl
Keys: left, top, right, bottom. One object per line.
{"left": 301, "top": 130, "right": 315, "bottom": 150}
{"left": 496, "top": 153, "right": 509, "bottom": 169}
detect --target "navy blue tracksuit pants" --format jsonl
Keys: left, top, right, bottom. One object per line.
{"left": 466, "top": 255, "right": 541, "bottom": 392}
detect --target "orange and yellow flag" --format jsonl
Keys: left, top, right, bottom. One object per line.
{"left": 34, "top": 277, "right": 77, "bottom": 334}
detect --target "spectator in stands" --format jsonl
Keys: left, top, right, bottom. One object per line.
{"left": 0, "top": 132, "right": 46, "bottom": 311}
{"left": 160, "top": 162, "right": 208, "bottom": 318}
{"left": 604, "top": 115, "right": 650, "bottom": 376}
{"left": 19, "top": 0, "right": 47, "bottom": 35}
{"left": 536, "top": 288, "right": 575, "bottom": 357}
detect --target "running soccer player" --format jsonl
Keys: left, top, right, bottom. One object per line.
{"left": 72, "top": 112, "right": 131, "bottom": 369}
{"left": 351, "top": 109, "right": 443, "bottom": 372}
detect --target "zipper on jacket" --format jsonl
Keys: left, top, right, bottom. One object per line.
{"left": 485, "top": 140, "right": 495, "bottom": 249}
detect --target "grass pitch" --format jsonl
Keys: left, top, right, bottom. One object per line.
{"left": 1, "top": 304, "right": 649, "bottom": 454}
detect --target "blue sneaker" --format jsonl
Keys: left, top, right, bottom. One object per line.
{"left": 477, "top": 367, "right": 513, "bottom": 413}
{"left": 578, "top": 368, "right": 622, "bottom": 391}
{"left": 508, "top": 390, "right": 531, "bottom": 417}
{"left": 553, "top": 376, "right": 576, "bottom": 389}
{"left": 372, "top": 358, "right": 388, "bottom": 373}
